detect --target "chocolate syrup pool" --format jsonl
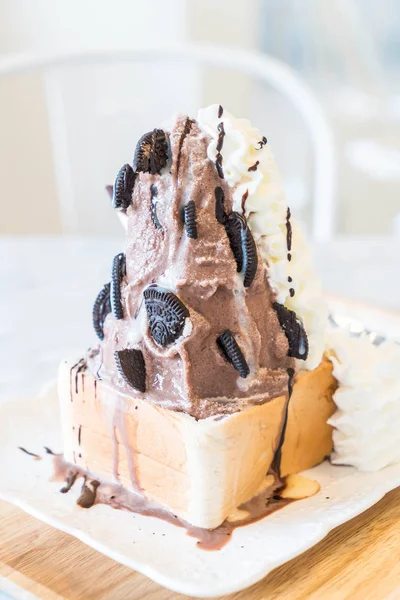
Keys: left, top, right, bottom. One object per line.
{"left": 21, "top": 447, "right": 294, "bottom": 551}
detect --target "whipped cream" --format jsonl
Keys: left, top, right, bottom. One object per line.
{"left": 197, "top": 105, "right": 327, "bottom": 370}
{"left": 327, "top": 329, "right": 400, "bottom": 472}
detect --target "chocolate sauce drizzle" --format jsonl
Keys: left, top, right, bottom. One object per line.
{"left": 78, "top": 425, "right": 82, "bottom": 446}
{"left": 286, "top": 208, "right": 292, "bottom": 252}
{"left": 176, "top": 118, "right": 194, "bottom": 178}
{"left": 241, "top": 189, "right": 249, "bottom": 214}
{"left": 215, "top": 122, "right": 225, "bottom": 179}
{"left": 286, "top": 207, "right": 293, "bottom": 283}
{"left": 218, "top": 105, "right": 224, "bottom": 118}
{"left": 248, "top": 160, "right": 259, "bottom": 172}
{"left": 272, "top": 367, "right": 295, "bottom": 474}
{"left": 257, "top": 136, "right": 267, "bottom": 149}
{"left": 70, "top": 359, "right": 85, "bottom": 400}
{"left": 18, "top": 447, "right": 41, "bottom": 460}
{"left": 75, "top": 360, "right": 86, "bottom": 394}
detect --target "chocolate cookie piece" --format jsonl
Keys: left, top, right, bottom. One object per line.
{"left": 241, "top": 222, "right": 258, "bottom": 287}
{"left": 76, "top": 478, "right": 100, "bottom": 509}
{"left": 93, "top": 282, "right": 111, "bottom": 340}
{"left": 133, "top": 129, "right": 170, "bottom": 174}
{"left": 225, "top": 212, "right": 244, "bottom": 271}
{"left": 111, "top": 253, "right": 126, "bottom": 320}
{"left": 143, "top": 286, "right": 189, "bottom": 347}
{"left": 273, "top": 303, "right": 309, "bottom": 360}
{"left": 112, "top": 164, "right": 136, "bottom": 210}
{"left": 215, "top": 187, "right": 225, "bottom": 224}
{"left": 217, "top": 329, "right": 249, "bottom": 378}
{"left": 115, "top": 348, "right": 146, "bottom": 392}
{"left": 184, "top": 200, "right": 198, "bottom": 239}
{"left": 150, "top": 184, "right": 163, "bottom": 230}
{"left": 224, "top": 212, "right": 258, "bottom": 287}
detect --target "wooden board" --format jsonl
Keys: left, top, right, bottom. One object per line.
{"left": 0, "top": 490, "right": 399, "bottom": 600}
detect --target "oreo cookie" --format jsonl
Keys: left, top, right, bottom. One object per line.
{"left": 76, "top": 478, "right": 100, "bottom": 509}
{"left": 150, "top": 184, "right": 163, "bottom": 230}
{"left": 215, "top": 187, "right": 225, "bottom": 224}
{"left": 115, "top": 348, "right": 146, "bottom": 393}
{"left": 112, "top": 164, "right": 136, "bottom": 210}
{"left": 224, "top": 212, "right": 258, "bottom": 287}
{"left": 184, "top": 200, "right": 198, "bottom": 239}
{"left": 111, "top": 253, "right": 126, "bottom": 320}
{"left": 133, "top": 129, "right": 170, "bottom": 174}
{"left": 92, "top": 282, "right": 111, "bottom": 340}
{"left": 143, "top": 286, "right": 189, "bottom": 347}
{"left": 273, "top": 303, "right": 309, "bottom": 360}
{"left": 217, "top": 330, "right": 249, "bottom": 378}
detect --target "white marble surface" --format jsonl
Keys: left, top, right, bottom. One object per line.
{"left": 1, "top": 235, "right": 399, "bottom": 402}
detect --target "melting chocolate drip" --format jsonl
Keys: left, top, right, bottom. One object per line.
{"left": 51, "top": 452, "right": 293, "bottom": 551}
{"left": 272, "top": 367, "right": 295, "bottom": 474}
{"left": 241, "top": 189, "right": 249, "bottom": 214}
{"left": 60, "top": 470, "right": 78, "bottom": 494}
{"left": 70, "top": 359, "right": 84, "bottom": 402}
{"left": 248, "top": 160, "right": 259, "bottom": 172}
{"left": 288, "top": 276, "right": 293, "bottom": 283}
{"left": 215, "top": 121, "right": 225, "bottom": 179}
{"left": 44, "top": 447, "right": 57, "bottom": 455}
{"left": 150, "top": 184, "right": 163, "bottom": 230}
{"left": 18, "top": 447, "right": 41, "bottom": 460}
{"left": 257, "top": 136, "right": 267, "bottom": 149}
{"left": 215, "top": 187, "right": 226, "bottom": 224}
{"left": 176, "top": 118, "right": 194, "bottom": 178}
{"left": 287, "top": 253, "right": 292, "bottom": 262}
{"left": 218, "top": 105, "right": 224, "bottom": 118}
{"left": 286, "top": 207, "right": 292, "bottom": 252}
{"left": 289, "top": 288, "right": 295, "bottom": 297}
{"left": 75, "top": 360, "right": 86, "bottom": 394}
{"left": 77, "top": 477, "right": 100, "bottom": 508}
{"left": 78, "top": 425, "right": 82, "bottom": 446}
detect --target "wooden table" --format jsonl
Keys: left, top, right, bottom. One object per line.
{"left": 1, "top": 489, "right": 399, "bottom": 600}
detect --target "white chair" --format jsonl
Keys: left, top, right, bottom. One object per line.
{"left": 0, "top": 44, "right": 336, "bottom": 240}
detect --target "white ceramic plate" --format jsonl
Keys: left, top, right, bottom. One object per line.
{"left": 1, "top": 301, "right": 399, "bottom": 598}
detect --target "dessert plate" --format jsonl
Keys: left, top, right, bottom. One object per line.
{"left": 1, "top": 303, "right": 400, "bottom": 598}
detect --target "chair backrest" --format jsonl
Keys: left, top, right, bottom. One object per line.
{"left": 0, "top": 44, "right": 336, "bottom": 240}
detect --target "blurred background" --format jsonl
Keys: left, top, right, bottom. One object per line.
{"left": 1, "top": 0, "right": 400, "bottom": 237}
{"left": 1, "top": 0, "right": 400, "bottom": 401}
